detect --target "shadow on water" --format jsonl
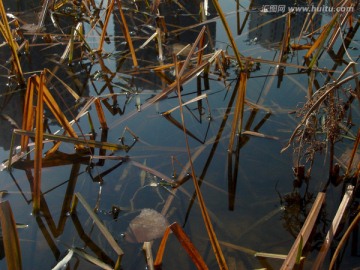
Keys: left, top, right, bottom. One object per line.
{"left": 0, "top": 0, "right": 359, "bottom": 269}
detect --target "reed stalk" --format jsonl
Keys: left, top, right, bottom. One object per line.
{"left": 0, "top": 201, "right": 22, "bottom": 270}
{"left": 0, "top": 0, "right": 25, "bottom": 84}
{"left": 33, "top": 73, "right": 45, "bottom": 213}
{"left": 174, "top": 50, "right": 228, "bottom": 269}
{"left": 212, "top": 0, "right": 243, "bottom": 70}
{"left": 281, "top": 192, "right": 325, "bottom": 269}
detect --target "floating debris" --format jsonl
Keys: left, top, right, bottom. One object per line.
{"left": 125, "top": 209, "right": 169, "bottom": 243}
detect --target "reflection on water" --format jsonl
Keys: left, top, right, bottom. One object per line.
{"left": 249, "top": 0, "right": 322, "bottom": 49}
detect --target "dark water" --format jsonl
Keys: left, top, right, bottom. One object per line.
{"left": 0, "top": 0, "right": 359, "bottom": 269}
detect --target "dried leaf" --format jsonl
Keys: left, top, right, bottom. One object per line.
{"left": 125, "top": 209, "right": 169, "bottom": 243}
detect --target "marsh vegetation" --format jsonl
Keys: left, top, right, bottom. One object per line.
{"left": 0, "top": 0, "right": 359, "bottom": 269}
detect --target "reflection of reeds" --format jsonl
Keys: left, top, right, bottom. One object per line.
{"left": 155, "top": 223, "right": 209, "bottom": 269}
{"left": 71, "top": 193, "right": 123, "bottom": 269}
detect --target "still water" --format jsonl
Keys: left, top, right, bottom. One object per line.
{"left": 0, "top": 0, "right": 359, "bottom": 269}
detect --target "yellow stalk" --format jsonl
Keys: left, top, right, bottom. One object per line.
{"left": 21, "top": 77, "right": 35, "bottom": 151}
{"left": 33, "top": 73, "right": 45, "bottom": 213}
{"left": 174, "top": 52, "right": 228, "bottom": 269}
{"left": 116, "top": 0, "right": 138, "bottom": 68}
{"left": 228, "top": 72, "right": 247, "bottom": 151}
{"left": 212, "top": 0, "right": 243, "bottom": 70}
{"left": 0, "top": 0, "right": 24, "bottom": 84}
{"left": 0, "top": 201, "right": 22, "bottom": 269}
{"left": 98, "top": 0, "right": 115, "bottom": 52}
{"left": 94, "top": 98, "right": 108, "bottom": 130}
{"left": 14, "top": 129, "right": 129, "bottom": 152}
{"left": 281, "top": 192, "right": 325, "bottom": 269}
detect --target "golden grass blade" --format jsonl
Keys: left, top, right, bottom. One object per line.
{"left": 21, "top": 76, "right": 35, "bottom": 151}
{"left": 345, "top": 128, "right": 360, "bottom": 177}
{"left": 71, "top": 193, "right": 123, "bottom": 269}
{"left": 154, "top": 226, "right": 171, "bottom": 267}
{"left": 94, "top": 98, "right": 108, "bottom": 130}
{"left": 327, "top": 8, "right": 352, "bottom": 52}
{"left": 305, "top": 14, "right": 339, "bottom": 68}
{"left": 32, "top": 75, "right": 79, "bottom": 140}
{"left": 75, "top": 96, "right": 97, "bottom": 122}
{"left": 13, "top": 129, "right": 129, "bottom": 151}
{"left": 212, "top": 0, "right": 243, "bottom": 70}
{"left": 178, "top": 27, "right": 206, "bottom": 77}
{"left": 162, "top": 94, "right": 208, "bottom": 115}
{"left": 278, "top": 13, "right": 291, "bottom": 63}
{"left": 33, "top": 73, "right": 45, "bottom": 213}
{"left": 0, "top": 200, "right": 22, "bottom": 270}
{"left": 59, "top": 22, "right": 83, "bottom": 63}
{"left": 44, "top": 69, "right": 80, "bottom": 100}
{"left": 11, "top": 153, "right": 90, "bottom": 169}
{"left": 220, "top": 239, "right": 301, "bottom": 262}
{"left": 312, "top": 185, "right": 354, "bottom": 270}
{"left": 0, "top": 0, "right": 24, "bottom": 84}
{"left": 5, "top": 132, "right": 21, "bottom": 170}
{"left": 329, "top": 210, "right": 360, "bottom": 269}
{"left": 219, "top": 240, "right": 256, "bottom": 256}
{"left": 116, "top": 0, "right": 138, "bottom": 68}
{"left": 197, "top": 8, "right": 206, "bottom": 66}
{"left": 98, "top": 0, "right": 115, "bottom": 52}
{"left": 139, "top": 31, "right": 158, "bottom": 49}
{"left": 170, "top": 222, "right": 209, "bottom": 270}
{"left": 72, "top": 248, "right": 113, "bottom": 270}
{"left": 280, "top": 192, "right": 325, "bottom": 270}
{"left": 163, "top": 113, "right": 204, "bottom": 144}
{"left": 130, "top": 160, "right": 173, "bottom": 184}
{"left": 142, "top": 242, "right": 155, "bottom": 270}
{"left": 174, "top": 54, "right": 228, "bottom": 269}
{"left": 228, "top": 72, "right": 247, "bottom": 151}
{"left": 242, "top": 130, "right": 279, "bottom": 140}
{"left": 68, "top": 27, "right": 75, "bottom": 65}
{"left": 255, "top": 252, "right": 293, "bottom": 260}
{"left": 295, "top": 235, "right": 303, "bottom": 265}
